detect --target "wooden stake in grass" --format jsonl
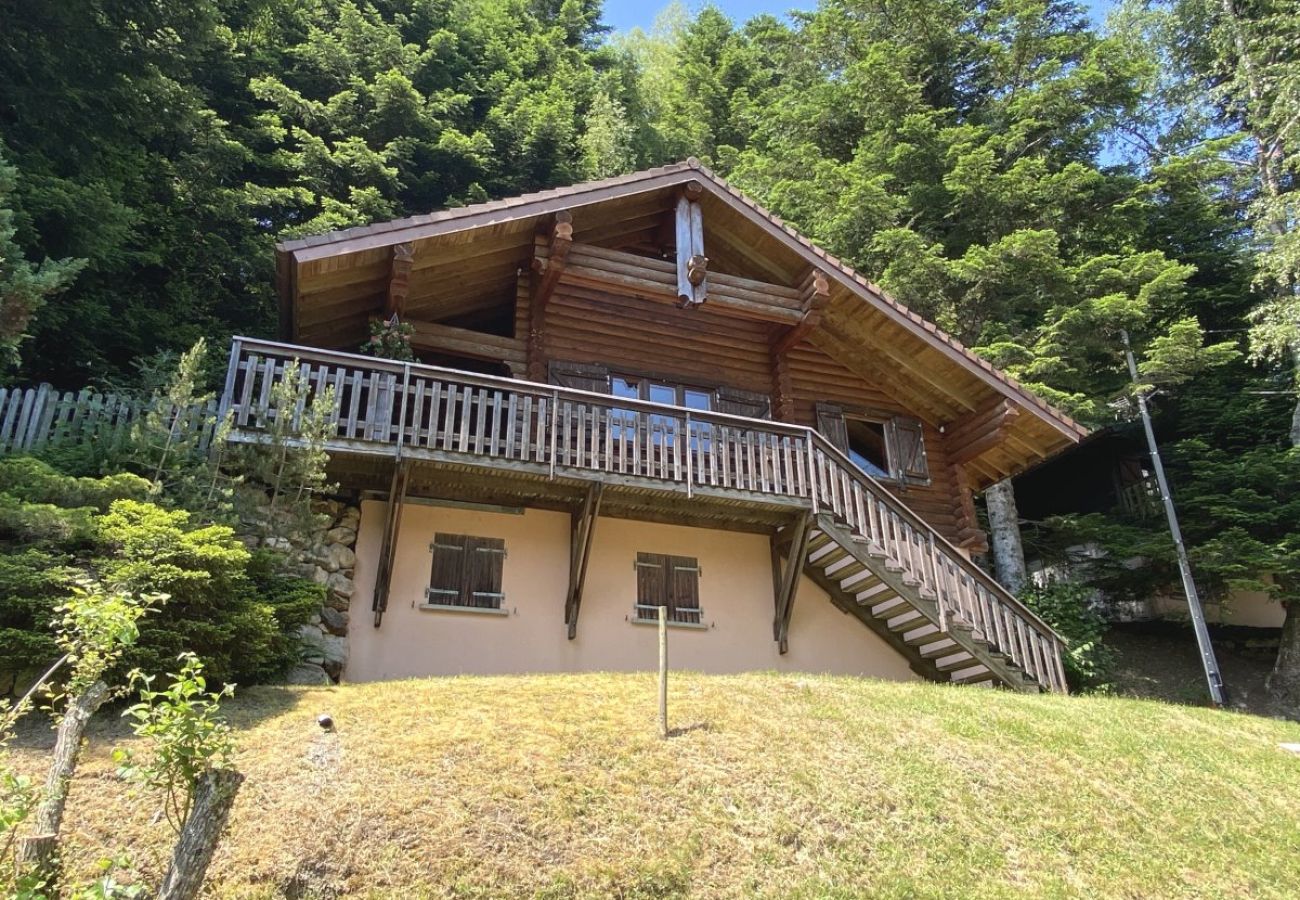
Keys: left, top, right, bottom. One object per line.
{"left": 659, "top": 604, "right": 668, "bottom": 739}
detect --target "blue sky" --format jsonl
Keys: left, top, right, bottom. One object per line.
{"left": 600, "top": 0, "right": 1115, "bottom": 33}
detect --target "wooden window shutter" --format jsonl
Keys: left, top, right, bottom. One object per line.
{"left": 814, "top": 402, "right": 850, "bottom": 455}
{"left": 548, "top": 360, "right": 610, "bottom": 394}
{"left": 428, "top": 533, "right": 469, "bottom": 604}
{"left": 635, "top": 552, "right": 668, "bottom": 619}
{"left": 467, "top": 536, "right": 506, "bottom": 608}
{"left": 888, "top": 416, "right": 930, "bottom": 484}
{"left": 669, "top": 555, "right": 701, "bottom": 624}
{"left": 715, "top": 386, "right": 771, "bottom": 420}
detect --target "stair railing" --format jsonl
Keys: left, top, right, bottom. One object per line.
{"left": 808, "top": 435, "right": 1068, "bottom": 692}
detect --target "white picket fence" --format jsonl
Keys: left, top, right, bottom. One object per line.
{"left": 0, "top": 384, "right": 218, "bottom": 457}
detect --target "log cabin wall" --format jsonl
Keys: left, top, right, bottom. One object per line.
{"left": 785, "top": 342, "right": 961, "bottom": 543}
{"left": 514, "top": 272, "right": 966, "bottom": 545}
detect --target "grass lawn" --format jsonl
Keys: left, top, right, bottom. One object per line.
{"left": 8, "top": 672, "right": 1300, "bottom": 898}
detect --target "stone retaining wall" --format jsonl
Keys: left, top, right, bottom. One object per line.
{"left": 238, "top": 493, "right": 360, "bottom": 685}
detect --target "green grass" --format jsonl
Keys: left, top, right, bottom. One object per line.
{"left": 10, "top": 672, "right": 1300, "bottom": 898}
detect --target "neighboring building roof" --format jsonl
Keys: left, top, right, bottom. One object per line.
{"left": 275, "top": 159, "right": 1088, "bottom": 484}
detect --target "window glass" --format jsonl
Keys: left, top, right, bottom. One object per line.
{"left": 648, "top": 382, "right": 676, "bottom": 405}
{"left": 611, "top": 376, "right": 639, "bottom": 399}
{"left": 846, "top": 418, "right": 890, "bottom": 478}
{"left": 683, "top": 389, "right": 712, "bottom": 411}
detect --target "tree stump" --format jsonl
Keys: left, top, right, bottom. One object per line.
{"left": 157, "top": 767, "right": 245, "bottom": 900}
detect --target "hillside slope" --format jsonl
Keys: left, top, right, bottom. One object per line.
{"left": 12, "top": 673, "right": 1300, "bottom": 898}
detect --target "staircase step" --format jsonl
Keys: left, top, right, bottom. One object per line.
{"left": 949, "top": 664, "right": 993, "bottom": 684}
{"left": 935, "top": 651, "right": 976, "bottom": 671}
{"left": 869, "top": 594, "right": 906, "bottom": 616}
{"left": 886, "top": 609, "right": 925, "bottom": 631}
{"left": 838, "top": 569, "right": 875, "bottom": 591}
{"left": 918, "top": 638, "right": 959, "bottom": 658}
{"left": 809, "top": 544, "right": 847, "bottom": 566}
{"left": 902, "top": 623, "right": 943, "bottom": 645}
{"left": 823, "top": 555, "right": 864, "bottom": 578}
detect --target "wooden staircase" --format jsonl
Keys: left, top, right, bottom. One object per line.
{"left": 786, "top": 514, "right": 1058, "bottom": 692}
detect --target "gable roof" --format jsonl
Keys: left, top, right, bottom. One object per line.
{"left": 276, "top": 159, "right": 1088, "bottom": 484}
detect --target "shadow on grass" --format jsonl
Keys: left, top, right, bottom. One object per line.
{"left": 8, "top": 681, "right": 315, "bottom": 753}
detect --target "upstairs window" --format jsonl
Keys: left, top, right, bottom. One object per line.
{"left": 816, "top": 402, "right": 930, "bottom": 485}
{"left": 426, "top": 533, "right": 506, "bottom": 611}
{"left": 845, "top": 417, "right": 889, "bottom": 478}
{"left": 634, "top": 553, "right": 702, "bottom": 625}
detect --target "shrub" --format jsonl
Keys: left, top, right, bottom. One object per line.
{"left": 0, "top": 460, "right": 320, "bottom": 689}
{"left": 1019, "top": 580, "right": 1115, "bottom": 691}
{"left": 0, "top": 457, "right": 150, "bottom": 510}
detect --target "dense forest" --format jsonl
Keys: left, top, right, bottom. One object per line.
{"left": 0, "top": 0, "right": 1297, "bottom": 698}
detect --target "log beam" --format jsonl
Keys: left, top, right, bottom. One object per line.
{"left": 565, "top": 482, "right": 604, "bottom": 639}
{"left": 407, "top": 319, "right": 527, "bottom": 369}
{"left": 554, "top": 242, "right": 801, "bottom": 325}
{"left": 384, "top": 242, "right": 415, "bottom": 318}
{"left": 372, "top": 459, "right": 410, "bottom": 627}
{"left": 945, "top": 399, "right": 1019, "bottom": 465}
{"left": 773, "top": 268, "right": 831, "bottom": 357}
{"left": 948, "top": 462, "right": 989, "bottom": 554}
{"left": 527, "top": 212, "right": 573, "bottom": 380}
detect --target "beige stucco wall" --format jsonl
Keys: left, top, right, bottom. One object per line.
{"left": 1152, "top": 581, "right": 1285, "bottom": 629}
{"left": 346, "top": 499, "right": 919, "bottom": 683}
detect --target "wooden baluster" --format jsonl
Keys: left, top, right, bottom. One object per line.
{"left": 535, "top": 395, "right": 548, "bottom": 463}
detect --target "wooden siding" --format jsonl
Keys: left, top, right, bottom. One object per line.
{"left": 516, "top": 274, "right": 969, "bottom": 545}
{"left": 785, "top": 342, "right": 962, "bottom": 543}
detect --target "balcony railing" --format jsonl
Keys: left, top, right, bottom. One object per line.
{"left": 221, "top": 337, "right": 1067, "bottom": 692}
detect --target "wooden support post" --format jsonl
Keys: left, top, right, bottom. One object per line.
{"left": 675, "top": 184, "right": 707, "bottom": 307}
{"left": 527, "top": 211, "right": 573, "bottom": 381}
{"left": 372, "top": 459, "right": 411, "bottom": 627}
{"left": 156, "top": 767, "right": 245, "bottom": 900}
{"left": 384, "top": 243, "right": 415, "bottom": 318}
{"left": 565, "top": 482, "right": 603, "bottom": 639}
{"left": 658, "top": 604, "right": 669, "bottom": 739}
{"left": 773, "top": 513, "right": 813, "bottom": 654}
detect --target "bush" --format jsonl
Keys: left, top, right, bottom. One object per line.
{"left": 0, "top": 458, "right": 319, "bottom": 688}
{"left": 1019, "top": 580, "right": 1115, "bottom": 691}
{"left": 0, "top": 457, "right": 150, "bottom": 509}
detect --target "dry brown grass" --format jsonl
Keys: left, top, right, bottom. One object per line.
{"left": 8, "top": 672, "right": 1300, "bottom": 898}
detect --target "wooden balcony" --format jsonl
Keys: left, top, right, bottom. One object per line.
{"left": 220, "top": 337, "right": 1068, "bottom": 692}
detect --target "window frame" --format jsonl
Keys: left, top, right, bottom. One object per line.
{"left": 815, "top": 401, "right": 931, "bottom": 486}
{"left": 632, "top": 552, "right": 705, "bottom": 628}
{"left": 422, "top": 532, "right": 508, "bottom": 615}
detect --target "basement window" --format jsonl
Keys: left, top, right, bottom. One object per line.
{"left": 425, "top": 533, "right": 506, "bottom": 612}
{"left": 634, "top": 553, "right": 703, "bottom": 626}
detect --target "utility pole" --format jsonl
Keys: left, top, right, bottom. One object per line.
{"left": 1121, "top": 331, "right": 1226, "bottom": 707}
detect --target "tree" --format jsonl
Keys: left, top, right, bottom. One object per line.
{"left": 0, "top": 150, "right": 83, "bottom": 374}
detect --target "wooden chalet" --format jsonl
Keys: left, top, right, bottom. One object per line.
{"left": 221, "top": 159, "right": 1088, "bottom": 691}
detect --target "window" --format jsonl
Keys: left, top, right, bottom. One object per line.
{"left": 634, "top": 553, "right": 702, "bottom": 625}
{"left": 845, "top": 417, "right": 889, "bottom": 478}
{"left": 815, "top": 402, "right": 930, "bottom": 485}
{"left": 426, "top": 533, "right": 506, "bottom": 611}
